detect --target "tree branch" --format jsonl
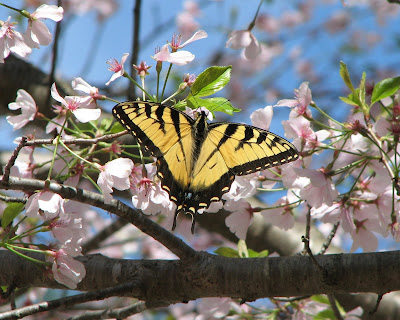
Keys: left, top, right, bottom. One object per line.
{"left": 0, "top": 175, "right": 197, "bottom": 261}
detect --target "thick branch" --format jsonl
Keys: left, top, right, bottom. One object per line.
{"left": 0, "top": 250, "right": 399, "bottom": 302}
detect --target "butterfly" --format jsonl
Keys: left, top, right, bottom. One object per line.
{"left": 112, "top": 101, "right": 299, "bottom": 232}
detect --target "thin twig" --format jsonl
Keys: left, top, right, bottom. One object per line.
{"left": 1, "top": 137, "right": 26, "bottom": 184}
{"left": 302, "top": 206, "right": 312, "bottom": 255}
{"left": 67, "top": 300, "right": 170, "bottom": 320}
{"left": 369, "top": 293, "right": 385, "bottom": 316}
{"left": 23, "top": 131, "right": 128, "bottom": 147}
{"left": 0, "top": 282, "right": 137, "bottom": 320}
{"left": 0, "top": 195, "right": 27, "bottom": 203}
{"left": 327, "top": 294, "right": 343, "bottom": 320}
{"left": 319, "top": 222, "right": 340, "bottom": 255}
{"left": 128, "top": 0, "right": 142, "bottom": 100}
{"left": 301, "top": 236, "right": 324, "bottom": 273}
{"left": 82, "top": 217, "right": 128, "bottom": 254}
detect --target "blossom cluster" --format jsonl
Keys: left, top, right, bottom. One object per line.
{"left": 0, "top": 4, "right": 63, "bottom": 63}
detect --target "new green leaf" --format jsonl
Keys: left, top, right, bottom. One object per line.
{"left": 371, "top": 77, "right": 400, "bottom": 105}
{"left": 2, "top": 202, "right": 25, "bottom": 228}
{"left": 190, "top": 66, "right": 231, "bottom": 97}
{"left": 339, "top": 61, "right": 355, "bottom": 93}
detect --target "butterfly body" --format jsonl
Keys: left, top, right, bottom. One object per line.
{"left": 112, "top": 101, "right": 299, "bottom": 232}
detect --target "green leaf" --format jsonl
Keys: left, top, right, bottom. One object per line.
{"left": 214, "top": 247, "right": 239, "bottom": 257}
{"left": 316, "top": 309, "right": 336, "bottom": 320}
{"left": 100, "top": 117, "right": 113, "bottom": 130}
{"left": 340, "top": 89, "right": 363, "bottom": 107}
{"left": 371, "top": 77, "right": 400, "bottom": 105}
{"left": 247, "top": 249, "right": 269, "bottom": 258}
{"left": 311, "top": 295, "right": 330, "bottom": 304}
{"left": 187, "top": 97, "right": 240, "bottom": 116}
{"left": 190, "top": 66, "right": 232, "bottom": 97}
{"left": 359, "top": 71, "right": 366, "bottom": 105}
{"left": 1, "top": 202, "right": 25, "bottom": 228}
{"left": 110, "top": 121, "right": 125, "bottom": 134}
{"left": 339, "top": 96, "right": 357, "bottom": 106}
{"left": 339, "top": 61, "right": 355, "bottom": 93}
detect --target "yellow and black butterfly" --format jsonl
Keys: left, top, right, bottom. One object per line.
{"left": 112, "top": 101, "right": 299, "bottom": 232}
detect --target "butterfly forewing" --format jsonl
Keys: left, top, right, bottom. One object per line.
{"left": 112, "top": 102, "right": 194, "bottom": 158}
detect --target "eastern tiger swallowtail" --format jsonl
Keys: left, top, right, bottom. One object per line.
{"left": 112, "top": 101, "right": 299, "bottom": 232}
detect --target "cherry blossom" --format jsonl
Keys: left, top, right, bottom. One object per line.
{"left": 133, "top": 60, "right": 151, "bottom": 77}
{"left": 261, "top": 191, "right": 297, "bottom": 230}
{"left": 7, "top": 89, "right": 37, "bottom": 130}
{"left": 106, "top": 53, "right": 128, "bottom": 85}
{"left": 51, "top": 83, "right": 101, "bottom": 123}
{"left": 131, "top": 164, "right": 174, "bottom": 216}
{"left": 97, "top": 158, "right": 134, "bottom": 204}
{"left": 0, "top": 17, "right": 32, "bottom": 63}
{"left": 26, "top": 191, "right": 65, "bottom": 220}
{"left": 226, "top": 29, "right": 261, "bottom": 60}
{"left": 275, "top": 82, "right": 312, "bottom": 118}
{"left": 24, "top": 4, "right": 64, "bottom": 49}
{"left": 294, "top": 168, "right": 339, "bottom": 208}
{"left": 64, "top": 0, "right": 118, "bottom": 20}
{"left": 46, "top": 105, "right": 68, "bottom": 134}
{"left": 185, "top": 106, "right": 213, "bottom": 121}
{"left": 153, "top": 43, "right": 195, "bottom": 66}
{"left": 250, "top": 105, "right": 273, "bottom": 130}
{"left": 224, "top": 200, "right": 254, "bottom": 239}
{"left": 48, "top": 201, "right": 85, "bottom": 256}
{"left": 170, "top": 30, "right": 208, "bottom": 51}
{"left": 176, "top": 1, "right": 201, "bottom": 37}
{"left": 72, "top": 77, "right": 103, "bottom": 108}
{"left": 222, "top": 174, "right": 258, "bottom": 202}
{"left": 46, "top": 248, "right": 86, "bottom": 289}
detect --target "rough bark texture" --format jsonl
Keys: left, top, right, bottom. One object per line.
{"left": 1, "top": 250, "right": 400, "bottom": 302}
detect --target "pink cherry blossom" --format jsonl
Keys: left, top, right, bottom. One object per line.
{"left": 26, "top": 191, "right": 65, "bottom": 220}
{"left": 222, "top": 174, "right": 258, "bottom": 201}
{"left": 46, "top": 248, "right": 86, "bottom": 289}
{"left": 0, "top": 17, "right": 32, "bottom": 63}
{"left": 311, "top": 201, "right": 356, "bottom": 233}
{"left": 24, "top": 4, "right": 63, "bottom": 48}
{"left": 106, "top": 53, "right": 128, "bottom": 85}
{"left": 224, "top": 200, "right": 254, "bottom": 239}
{"left": 226, "top": 29, "right": 261, "bottom": 60}
{"left": 261, "top": 191, "right": 297, "bottom": 230}
{"left": 294, "top": 168, "right": 339, "bottom": 209}
{"left": 97, "top": 158, "right": 134, "bottom": 204}
{"left": 152, "top": 44, "right": 195, "bottom": 66}
{"left": 275, "top": 82, "right": 312, "bottom": 118}
{"left": 131, "top": 164, "right": 174, "bottom": 216}
{"left": 170, "top": 30, "right": 208, "bottom": 51}
{"left": 196, "top": 298, "right": 234, "bottom": 319}
{"left": 10, "top": 161, "right": 34, "bottom": 179}
{"left": 250, "top": 105, "right": 273, "bottom": 130}
{"left": 176, "top": 1, "right": 201, "bottom": 38}
{"left": 51, "top": 83, "right": 101, "bottom": 123}
{"left": 72, "top": 77, "right": 102, "bottom": 108}
{"left": 49, "top": 201, "right": 85, "bottom": 256}
{"left": 46, "top": 105, "right": 68, "bottom": 134}
{"left": 7, "top": 89, "right": 37, "bottom": 130}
